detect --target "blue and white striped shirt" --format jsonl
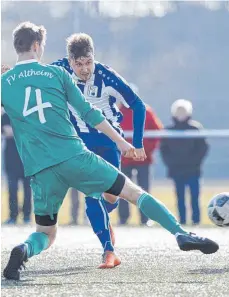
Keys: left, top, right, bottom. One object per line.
{"left": 52, "top": 58, "right": 145, "bottom": 148}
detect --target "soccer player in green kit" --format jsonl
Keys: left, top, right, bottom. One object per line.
{"left": 2, "top": 22, "right": 219, "bottom": 280}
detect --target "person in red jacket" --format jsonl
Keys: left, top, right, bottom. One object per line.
{"left": 119, "top": 94, "right": 163, "bottom": 225}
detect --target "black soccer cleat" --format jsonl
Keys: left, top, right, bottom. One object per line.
{"left": 3, "top": 244, "right": 28, "bottom": 280}
{"left": 176, "top": 232, "right": 219, "bottom": 254}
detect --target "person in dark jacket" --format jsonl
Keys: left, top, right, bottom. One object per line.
{"left": 160, "top": 99, "right": 209, "bottom": 225}
{"left": 119, "top": 90, "right": 163, "bottom": 225}
{"left": 2, "top": 111, "right": 32, "bottom": 224}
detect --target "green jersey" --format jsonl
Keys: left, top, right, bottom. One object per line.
{"left": 1, "top": 60, "right": 105, "bottom": 176}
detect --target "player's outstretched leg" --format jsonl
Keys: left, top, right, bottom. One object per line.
{"left": 3, "top": 224, "right": 56, "bottom": 280}
{"left": 118, "top": 178, "right": 219, "bottom": 254}
{"left": 103, "top": 193, "right": 120, "bottom": 246}
{"left": 103, "top": 196, "right": 119, "bottom": 214}
{"left": 85, "top": 197, "right": 121, "bottom": 268}
{"left": 92, "top": 146, "right": 121, "bottom": 247}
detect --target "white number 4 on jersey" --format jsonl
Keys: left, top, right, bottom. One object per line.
{"left": 23, "top": 87, "right": 52, "bottom": 124}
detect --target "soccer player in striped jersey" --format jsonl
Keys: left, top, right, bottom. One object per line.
{"left": 52, "top": 33, "right": 147, "bottom": 267}
{"left": 2, "top": 22, "right": 219, "bottom": 280}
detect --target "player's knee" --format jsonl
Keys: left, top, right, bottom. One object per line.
{"left": 103, "top": 194, "right": 119, "bottom": 213}
{"left": 48, "top": 228, "right": 57, "bottom": 247}
{"left": 36, "top": 224, "right": 57, "bottom": 248}
{"left": 119, "top": 178, "right": 144, "bottom": 204}
{"left": 35, "top": 214, "right": 58, "bottom": 248}
{"left": 103, "top": 193, "right": 118, "bottom": 204}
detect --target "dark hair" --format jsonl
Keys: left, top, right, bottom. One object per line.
{"left": 66, "top": 33, "right": 94, "bottom": 60}
{"left": 13, "top": 21, "right": 46, "bottom": 54}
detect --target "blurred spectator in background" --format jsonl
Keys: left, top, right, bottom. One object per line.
{"left": 118, "top": 85, "right": 163, "bottom": 225}
{"left": 2, "top": 111, "right": 32, "bottom": 225}
{"left": 70, "top": 190, "right": 88, "bottom": 225}
{"left": 70, "top": 189, "right": 79, "bottom": 225}
{"left": 1, "top": 64, "right": 32, "bottom": 225}
{"left": 160, "top": 99, "right": 209, "bottom": 225}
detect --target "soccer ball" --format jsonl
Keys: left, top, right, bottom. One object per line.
{"left": 208, "top": 192, "right": 229, "bottom": 227}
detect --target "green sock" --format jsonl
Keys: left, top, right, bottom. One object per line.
{"left": 137, "top": 193, "right": 187, "bottom": 235}
{"left": 24, "top": 232, "right": 49, "bottom": 258}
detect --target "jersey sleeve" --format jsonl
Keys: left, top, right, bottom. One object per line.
{"left": 131, "top": 99, "right": 146, "bottom": 148}
{"left": 62, "top": 69, "right": 105, "bottom": 127}
{"left": 51, "top": 58, "right": 73, "bottom": 74}
{"left": 102, "top": 65, "right": 139, "bottom": 108}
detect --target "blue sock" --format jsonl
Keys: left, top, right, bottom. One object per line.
{"left": 85, "top": 197, "right": 114, "bottom": 252}
{"left": 25, "top": 232, "right": 49, "bottom": 258}
{"left": 137, "top": 193, "right": 188, "bottom": 235}
{"left": 103, "top": 197, "right": 119, "bottom": 213}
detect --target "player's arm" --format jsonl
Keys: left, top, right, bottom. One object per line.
{"left": 130, "top": 98, "right": 146, "bottom": 161}
{"left": 104, "top": 66, "right": 146, "bottom": 161}
{"left": 62, "top": 69, "right": 135, "bottom": 158}
{"left": 94, "top": 120, "right": 136, "bottom": 158}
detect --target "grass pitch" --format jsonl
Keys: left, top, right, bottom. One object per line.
{"left": 1, "top": 226, "right": 229, "bottom": 297}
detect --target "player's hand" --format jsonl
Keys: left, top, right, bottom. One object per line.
{"left": 1, "top": 64, "right": 10, "bottom": 75}
{"left": 117, "top": 140, "right": 136, "bottom": 159}
{"left": 133, "top": 148, "right": 147, "bottom": 162}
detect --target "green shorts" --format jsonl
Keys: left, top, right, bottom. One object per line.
{"left": 30, "top": 150, "right": 119, "bottom": 219}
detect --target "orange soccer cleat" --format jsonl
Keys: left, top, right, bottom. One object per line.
{"left": 98, "top": 251, "right": 121, "bottom": 269}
